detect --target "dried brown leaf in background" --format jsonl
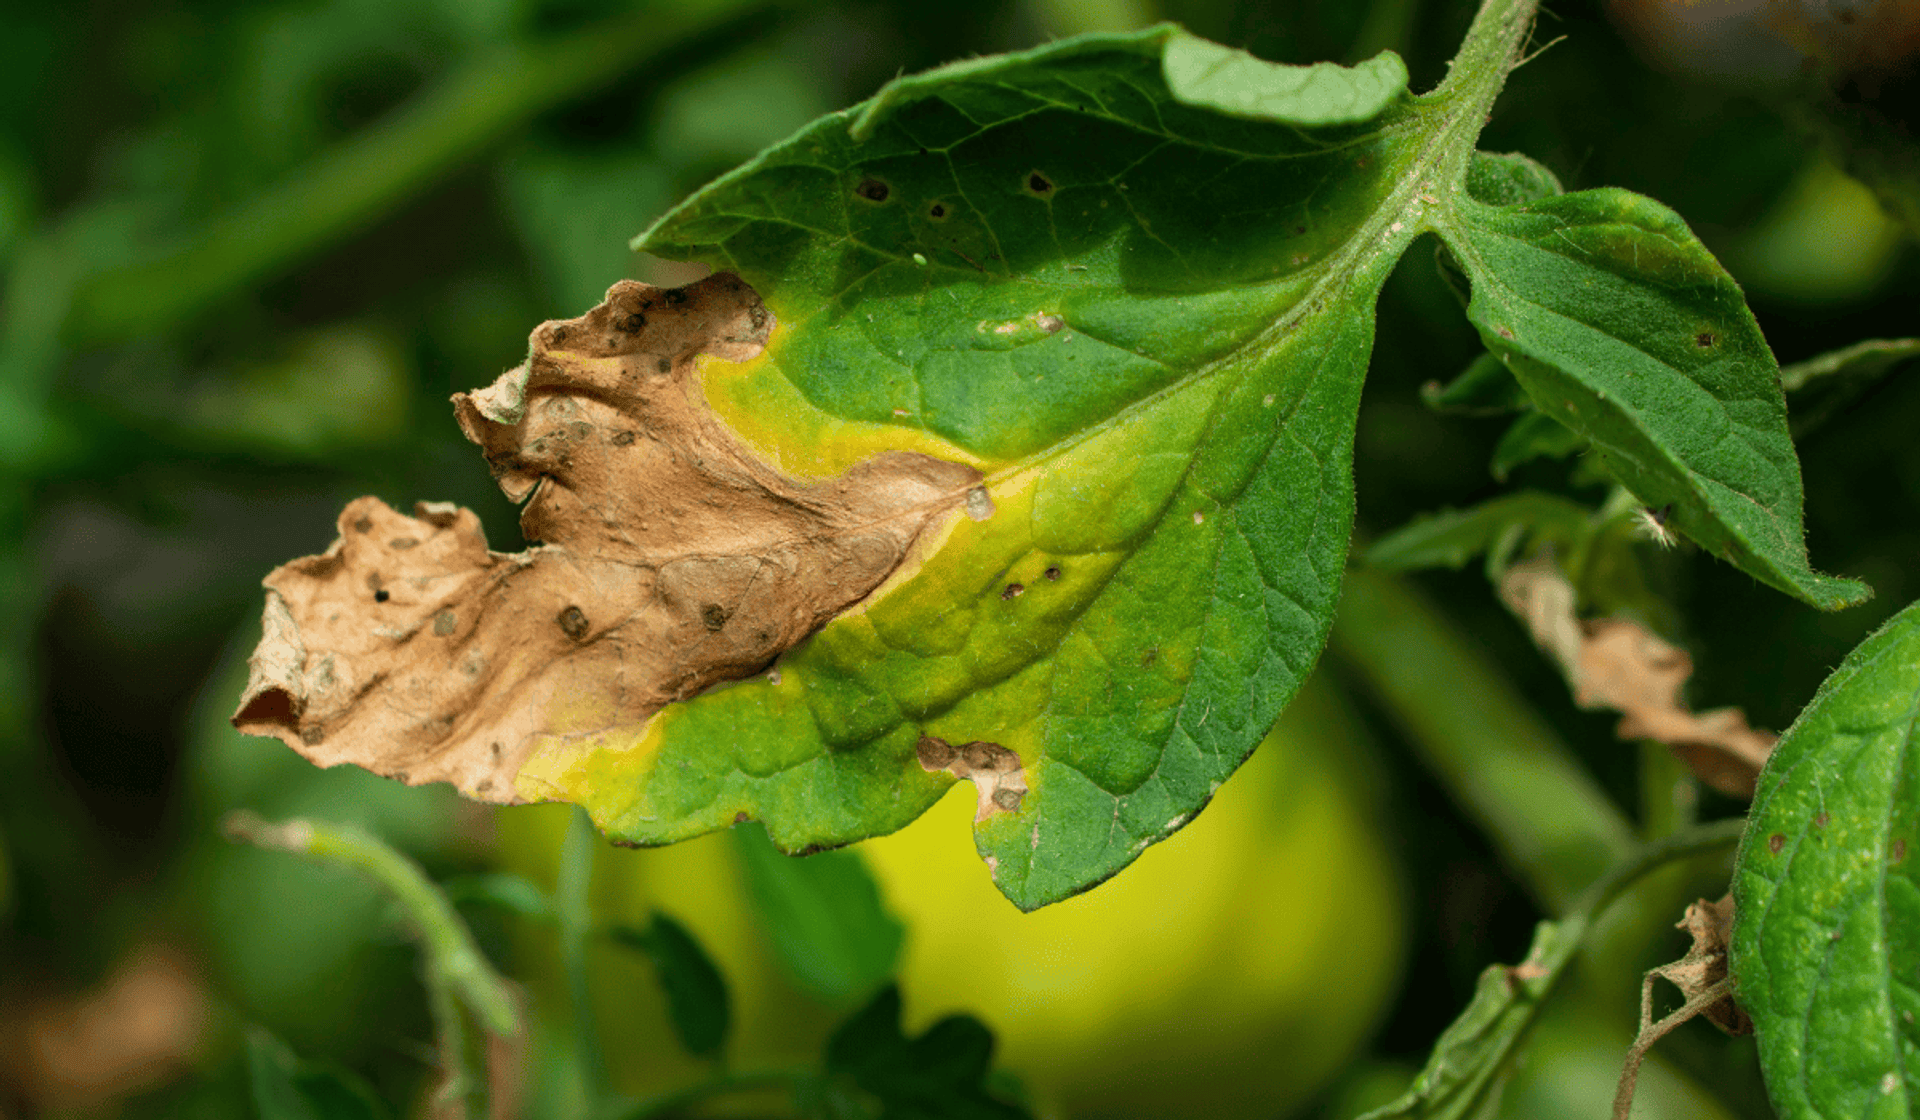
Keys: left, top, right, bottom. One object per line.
{"left": 233, "top": 274, "right": 982, "bottom": 800}
{"left": 1499, "top": 559, "right": 1774, "bottom": 797}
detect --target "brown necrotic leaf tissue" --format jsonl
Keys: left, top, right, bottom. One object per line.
{"left": 234, "top": 275, "right": 981, "bottom": 800}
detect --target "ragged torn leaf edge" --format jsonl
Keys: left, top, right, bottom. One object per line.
{"left": 233, "top": 273, "right": 983, "bottom": 808}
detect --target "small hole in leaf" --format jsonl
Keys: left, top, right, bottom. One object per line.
{"left": 855, "top": 177, "right": 890, "bottom": 202}
{"left": 1026, "top": 171, "right": 1054, "bottom": 195}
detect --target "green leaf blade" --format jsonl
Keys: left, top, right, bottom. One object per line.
{"left": 609, "top": 912, "right": 732, "bottom": 1058}
{"left": 734, "top": 823, "right": 903, "bottom": 1007}
{"left": 1732, "top": 600, "right": 1920, "bottom": 1119}
{"left": 1446, "top": 189, "right": 1868, "bottom": 610}
{"left": 1161, "top": 33, "right": 1408, "bottom": 126}
{"left": 510, "top": 29, "right": 1424, "bottom": 909}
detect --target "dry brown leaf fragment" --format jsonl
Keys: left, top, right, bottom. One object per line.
{"left": 1613, "top": 894, "right": 1750, "bottom": 1120}
{"left": 234, "top": 274, "right": 982, "bottom": 801}
{"left": 1498, "top": 559, "right": 1774, "bottom": 798}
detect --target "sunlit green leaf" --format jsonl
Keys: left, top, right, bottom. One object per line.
{"left": 1159, "top": 33, "right": 1408, "bottom": 126}
{"left": 1444, "top": 189, "right": 1868, "bottom": 610}
{"left": 1732, "top": 599, "right": 1920, "bottom": 1119}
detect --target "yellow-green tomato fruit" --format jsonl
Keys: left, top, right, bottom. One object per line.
{"left": 862, "top": 676, "right": 1406, "bottom": 1118}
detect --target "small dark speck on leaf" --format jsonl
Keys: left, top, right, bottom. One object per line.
{"left": 611, "top": 430, "right": 637, "bottom": 446}
{"left": 1002, "top": 583, "right": 1024, "bottom": 600}
{"left": 656, "top": 358, "right": 671, "bottom": 373}
{"left": 734, "top": 811, "right": 750, "bottom": 824}
{"left": 558, "top": 605, "right": 589, "bottom": 640}
{"left": 433, "top": 610, "right": 457, "bottom": 636}
{"left": 374, "top": 589, "right": 390, "bottom": 603}
{"left": 389, "top": 537, "right": 419, "bottom": 550}
{"left": 665, "top": 288, "right": 689, "bottom": 305}
{"left": 353, "top": 517, "right": 373, "bottom": 533}
{"left": 1141, "top": 647, "right": 1158, "bottom": 666}
{"left": 855, "top": 177, "right": 890, "bottom": 202}
{"left": 300, "top": 725, "right": 326, "bottom": 745}
{"left": 1814, "top": 811, "right": 1830, "bottom": 827}
{"left": 928, "top": 202, "right": 947, "bottom": 219}
{"left": 1695, "top": 331, "right": 1716, "bottom": 348}
{"left": 1027, "top": 171, "right": 1054, "bottom": 195}
{"left": 1768, "top": 832, "right": 1786, "bottom": 853}
{"left": 1044, "top": 565, "right": 1062, "bottom": 581}
{"left": 701, "top": 603, "right": 730, "bottom": 631}
{"left": 620, "top": 312, "right": 645, "bottom": 333}
{"left": 992, "top": 788, "right": 1024, "bottom": 811}
{"left": 1892, "top": 838, "right": 1908, "bottom": 863}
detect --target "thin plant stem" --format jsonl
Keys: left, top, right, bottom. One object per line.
{"left": 559, "top": 805, "right": 605, "bottom": 1103}
{"left": 1332, "top": 566, "right": 1639, "bottom": 912}
{"left": 224, "top": 812, "right": 519, "bottom": 1118}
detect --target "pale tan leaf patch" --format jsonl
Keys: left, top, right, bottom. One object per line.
{"left": 234, "top": 274, "right": 982, "bottom": 800}
{"left": 1499, "top": 558, "right": 1774, "bottom": 797}
{"left": 916, "top": 735, "right": 1028, "bottom": 822}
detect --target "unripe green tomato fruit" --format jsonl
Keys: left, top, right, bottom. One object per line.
{"left": 495, "top": 676, "right": 1405, "bottom": 1117}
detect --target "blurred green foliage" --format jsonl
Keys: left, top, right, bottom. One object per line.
{"left": 0, "top": 0, "right": 1913, "bottom": 1117}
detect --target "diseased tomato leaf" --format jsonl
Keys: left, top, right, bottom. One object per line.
{"left": 1732, "top": 599, "right": 1920, "bottom": 1119}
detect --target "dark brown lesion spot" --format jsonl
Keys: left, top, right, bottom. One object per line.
{"left": 374, "top": 589, "right": 390, "bottom": 603}
{"left": 1892, "top": 838, "right": 1908, "bottom": 863}
{"left": 1814, "top": 811, "right": 1830, "bottom": 828}
{"left": 610, "top": 430, "right": 637, "bottom": 446}
{"left": 1044, "top": 565, "right": 1062, "bottom": 581}
{"left": 656, "top": 358, "right": 671, "bottom": 374}
{"left": 353, "top": 516, "right": 373, "bottom": 533}
{"left": 1767, "top": 832, "right": 1786, "bottom": 854}
{"left": 1695, "top": 331, "right": 1716, "bottom": 348}
{"left": 1141, "top": 647, "right": 1158, "bottom": 667}
{"left": 300, "top": 724, "right": 326, "bottom": 745}
{"left": 991, "top": 788, "right": 1024, "bottom": 811}
{"left": 1001, "top": 583, "right": 1024, "bottom": 600}
{"left": 1026, "top": 171, "right": 1054, "bottom": 195}
{"left": 916, "top": 734, "right": 956, "bottom": 769}
{"left": 389, "top": 537, "right": 419, "bottom": 550}
{"left": 620, "top": 312, "right": 646, "bottom": 333}
{"left": 701, "top": 603, "right": 731, "bottom": 631}
{"left": 557, "top": 605, "right": 590, "bottom": 640}
{"left": 928, "top": 202, "right": 947, "bottom": 219}
{"left": 855, "top": 177, "right": 891, "bottom": 202}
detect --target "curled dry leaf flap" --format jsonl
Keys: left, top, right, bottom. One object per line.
{"left": 1499, "top": 558, "right": 1775, "bottom": 797}
{"left": 233, "top": 275, "right": 982, "bottom": 801}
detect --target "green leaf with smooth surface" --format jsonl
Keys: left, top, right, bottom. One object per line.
{"left": 247, "top": 1029, "right": 390, "bottom": 1120}
{"left": 1731, "top": 599, "right": 1920, "bottom": 1120}
{"left": 1160, "top": 33, "right": 1408, "bottom": 126}
{"left": 1463, "top": 150, "right": 1563, "bottom": 207}
{"left": 1781, "top": 337, "right": 1920, "bottom": 438}
{"left": 1488, "top": 410, "right": 1584, "bottom": 480}
{"left": 609, "top": 911, "right": 732, "bottom": 1057}
{"left": 1422, "top": 351, "right": 1531, "bottom": 415}
{"left": 1444, "top": 190, "right": 1868, "bottom": 610}
{"left": 734, "top": 823, "right": 902, "bottom": 1005}
{"left": 1365, "top": 491, "right": 1591, "bottom": 575}
{"left": 822, "top": 984, "right": 1032, "bottom": 1120}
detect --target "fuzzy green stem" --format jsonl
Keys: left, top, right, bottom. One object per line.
{"left": 224, "top": 812, "right": 518, "bottom": 1117}
{"left": 1332, "top": 566, "right": 1638, "bottom": 913}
